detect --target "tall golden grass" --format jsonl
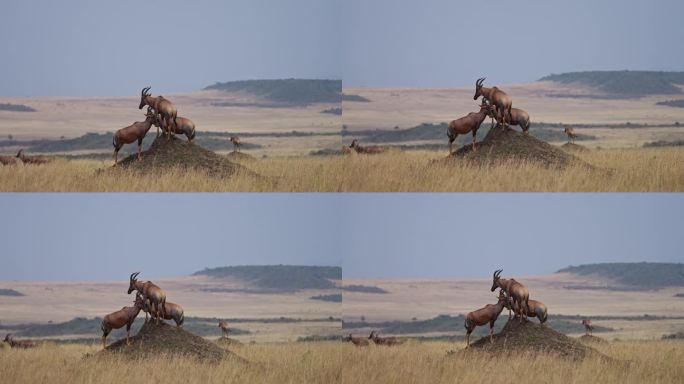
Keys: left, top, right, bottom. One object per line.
{"left": 0, "top": 147, "right": 682, "bottom": 191}
{"left": 341, "top": 340, "right": 684, "bottom": 384}
{"left": 0, "top": 342, "right": 341, "bottom": 384}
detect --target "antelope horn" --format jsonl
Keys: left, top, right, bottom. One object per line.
{"left": 141, "top": 86, "right": 151, "bottom": 96}
{"left": 130, "top": 272, "right": 140, "bottom": 280}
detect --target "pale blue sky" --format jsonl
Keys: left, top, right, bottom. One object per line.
{"left": 0, "top": 194, "right": 681, "bottom": 280}
{"left": 341, "top": 0, "right": 684, "bottom": 87}
{"left": 0, "top": 0, "right": 340, "bottom": 96}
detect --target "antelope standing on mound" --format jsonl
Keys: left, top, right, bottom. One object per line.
{"left": 368, "top": 331, "right": 403, "bottom": 346}
{"left": 138, "top": 86, "right": 177, "bottom": 139}
{"left": 344, "top": 334, "right": 370, "bottom": 346}
{"left": 16, "top": 149, "right": 52, "bottom": 164}
{"left": 136, "top": 292, "right": 184, "bottom": 327}
{"left": 230, "top": 136, "right": 241, "bottom": 152}
{"left": 464, "top": 290, "right": 508, "bottom": 347}
{"left": 100, "top": 297, "right": 144, "bottom": 348}
{"left": 112, "top": 107, "right": 156, "bottom": 166}
{"left": 446, "top": 102, "right": 492, "bottom": 155}
{"left": 152, "top": 114, "right": 196, "bottom": 142}
{"left": 219, "top": 320, "right": 230, "bottom": 338}
{"left": 502, "top": 293, "right": 547, "bottom": 324}
{"left": 485, "top": 105, "right": 531, "bottom": 133}
{"left": 0, "top": 155, "right": 17, "bottom": 166}
{"left": 349, "top": 139, "right": 386, "bottom": 154}
{"left": 491, "top": 269, "right": 529, "bottom": 323}
{"left": 3, "top": 334, "right": 35, "bottom": 348}
{"left": 127, "top": 272, "right": 166, "bottom": 324}
{"left": 564, "top": 126, "right": 577, "bottom": 143}
{"left": 582, "top": 319, "right": 594, "bottom": 335}
{"left": 474, "top": 77, "right": 512, "bottom": 128}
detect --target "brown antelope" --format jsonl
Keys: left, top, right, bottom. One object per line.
{"left": 464, "top": 290, "right": 508, "bottom": 347}
{"left": 582, "top": 319, "right": 594, "bottom": 335}
{"left": 491, "top": 269, "right": 529, "bottom": 323}
{"left": 100, "top": 297, "right": 144, "bottom": 348}
{"left": 137, "top": 292, "right": 184, "bottom": 327}
{"left": 564, "top": 126, "right": 577, "bottom": 143}
{"left": 112, "top": 107, "right": 156, "bottom": 166}
{"left": 368, "top": 331, "right": 403, "bottom": 346}
{"left": 446, "top": 102, "right": 492, "bottom": 155}
{"left": 230, "top": 136, "right": 241, "bottom": 152}
{"left": 502, "top": 293, "right": 547, "bottom": 324}
{"left": 474, "top": 77, "right": 512, "bottom": 128}
{"left": 350, "top": 139, "right": 386, "bottom": 154}
{"left": 485, "top": 106, "right": 530, "bottom": 133}
{"left": 3, "top": 334, "right": 35, "bottom": 348}
{"left": 127, "top": 272, "right": 166, "bottom": 324}
{"left": 0, "top": 156, "right": 17, "bottom": 165}
{"left": 15, "top": 149, "right": 52, "bottom": 164}
{"left": 138, "top": 87, "right": 178, "bottom": 139}
{"left": 218, "top": 320, "right": 230, "bottom": 338}
{"left": 344, "top": 333, "right": 370, "bottom": 346}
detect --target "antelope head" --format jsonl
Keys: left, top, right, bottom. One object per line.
{"left": 368, "top": 331, "right": 375, "bottom": 340}
{"left": 491, "top": 269, "right": 503, "bottom": 292}
{"left": 128, "top": 272, "right": 140, "bottom": 294}
{"left": 349, "top": 139, "right": 359, "bottom": 149}
{"left": 3, "top": 334, "right": 11, "bottom": 343}
{"left": 145, "top": 107, "right": 156, "bottom": 121}
{"left": 15, "top": 149, "right": 23, "bottom": 158}
{"left": 474, "top": 77, "right": 486, "bottom": 100}
{"left": 139, "top": 86, "right": 152, "bottom": 110}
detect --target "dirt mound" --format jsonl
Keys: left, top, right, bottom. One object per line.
{"left": 445, "top": 125, "right": 590, "bottom": 169}
{"left": 463, "top": 319, "right": 607, "bottom": 360}
{"left": 215, "top": 337, "right": 243, "bottom": 347}
{"left": 114, "top": 136, "right": 253, "bottom": 177}
{"left": 578, "top": 334, "right": 609, "bottom": 344}
{"left": 98, "top": 321, "right": 244, "bottom": 363}
{"left": 226, "top": 151, "right": 257, "bottom": 162}
{"left": 560, "top": 142, "right": 590, "bottom": 153}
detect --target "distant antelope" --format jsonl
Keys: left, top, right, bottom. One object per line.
{"left": 344, "top": 333, "right": 369, "bottom": 347}
{"left": 137, "top": 292, "right": 184, "bottom": 327}
{"left": 127, "top": 272, "right": 166, "bottom": 325}
{"left": 138, "top": 87, "right": 178, "bottom": 139}
{"left": 464, "top": 290, "right": 507, "bottom": 347}
{"left": 230, "top": 136, "right": 241, "bottom": 152}
{"left": 100, "top": 297, "right": 144, "bottom": 348}
{"left": 446, "top": 102, "right": 492, "bottom": 155}
{"left": 0, "top": 156, "right": 17, "bottom": 166}
{"left": 349, "top": 139, "right": 386, "bottom": 154}
{"left": 502, "top": 293, "right": 548, "bottom": 324}
{"left": 582, "top": 319, "right": 594, "bottom": 335}
{"left": 564, "top": 126, "right": 577, "bottom": 143}
{"left": 112, "top": 107, "right": 156, "bottom": 166}
{"left": 3, "top": 334, "right": 35, "bottom": 348}
{"left": 368, "top": 331, "right": 403, "bottom": 346}
{"left": 15, "top": 149, "right": 52, "bottom": 164}
{"left": 218, "top": 320, "right": 230, "bottom": 338}
{"left": 491, "top": 269, "right": 529, "bottom": 323}
{"left": 474, "top": 77, "right": 512, "bottom": 128}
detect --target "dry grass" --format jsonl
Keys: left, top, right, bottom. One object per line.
{"left": 0, "top": 147, "right": 682, "bottom": 191}
{"left": 341, "top": 340, "right": 684, "bottom": 384}
{"left": 0, "top": 342, "right": 341, "bottom": 384}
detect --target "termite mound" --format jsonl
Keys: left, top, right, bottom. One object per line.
{"left": 560, "top": 142, "right": 591, "bottom": 153}
{"left": 98, "top": 321, "right": 246, "bottom": 364}
{"left": 578, "top": 334, "right": 609, "bottom": 344}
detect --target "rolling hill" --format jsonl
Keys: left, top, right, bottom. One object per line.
{"left": 203, "top": 79, "right": 341, "bottom": 105}
{"left": 192, "top": 265, "right": 341, "bottom": 292}
{"left": 540, "top": 70, "right": 684, "bottom": 98}
{"left": 557, "top": 262, "right": 684, "bottom": 290}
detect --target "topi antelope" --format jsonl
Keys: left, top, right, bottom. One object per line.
{"left": 0, "top": 155, "right": 17, "bottom": 166}
{"left": 218, "top": 320, "right": 230, "bottom": 338}
{"left": 485, "top": 106, "right": 531, "bottom": 133}
{"left": 229, "top": 136, "right": 241, "bottom": 152}
{"left": 138, "top": 87, "right": 178, "bottom": 139}
{"left": 3, "top": 334, "right": 35, "bottom": 348}
{"left": 349, "top": 139, "right": 386, "bottom": 154}
{"left": 344, "top": 333, "right": 370, "bottom": 346}
{"left": 100, "top": 297, "right": 144, "bottom": 348}
{"left": 15, "top": 149, "right": 52, "bottom": 164}
{"left": 564, "top": 126, "right": 577, "bottom": 143}
{"left": 582, "top": 319, "right": 594, "bottom": 335}
{"left": 474, "top": 78, "right": 512, "bottom": 129}
{"left": 137, "top": 292, "right": 184, "bottom": 327}
{"left": 127, "top": 272, "right": 166, "bottom": 324}
{"left": 368, "top": 331, "right": 403, "bottom": 346}
{"left": 152, "top": 114, "right": 196, "bottom": 143}
{"left": 491, "top": 269, "right": 529, "bottom": 323}
{"left": 464, "top": 290, "right": 508, "bottom": 347}
{"left": 446, "top": 102, "right": 492, "bottom": 155}
{"left": 112, "top": 107, "right": 156, "bottom": 166}
{"left": 502, "top": 293, "right": 547, "bottom": 324}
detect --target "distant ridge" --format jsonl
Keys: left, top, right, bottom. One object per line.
{"left": 203, "top": 79, "right": 341, "bottom": 105}
{"left": 557, "top": 262, "right": 684, "bottom": 290}
{"left": 193, "top": 265, "right": 341, "bottom": 292}
{"left": 540, "top": 70, "right": 684, "bottom": 97}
